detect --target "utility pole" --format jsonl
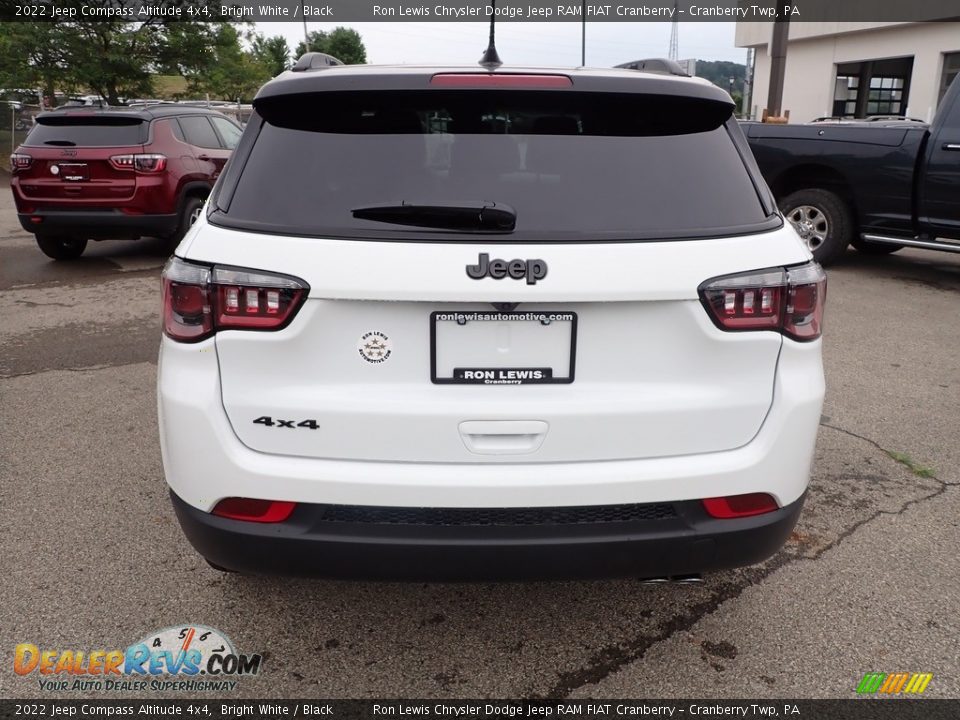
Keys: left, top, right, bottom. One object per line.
{"left": 301, "top": 1, "right": 309, "bottom": 51}
{"left": 766, "top": 17, "right": 790, "bottom": 118}
{"left": 581, "top": 0, "right": 586, "bottom": 66}
{"left": 668, "top": 2, "right": 678, "bottom": 60}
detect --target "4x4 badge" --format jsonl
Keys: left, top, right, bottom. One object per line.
{"left": 466, "top": 253, "right": 547, "bottom": 285}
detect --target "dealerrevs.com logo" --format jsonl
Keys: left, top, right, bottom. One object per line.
{"left": 14, "top": 625, "right": 262, "bottom": 693}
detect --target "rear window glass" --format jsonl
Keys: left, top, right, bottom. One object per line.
{"left": 216, "top": 91, "right": 774, "bottom": 241}
{"left": 25, "top": 116, "right": 147, "bottom": 147}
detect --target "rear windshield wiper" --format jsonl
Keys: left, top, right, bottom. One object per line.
{"left": 351, "top": 201, "right": 516, "bottom": 232}
{"left": 43, "top": 140, "right": 77, "bottom": 146}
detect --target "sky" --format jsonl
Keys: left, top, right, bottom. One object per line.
{"left": 256, "top": 21, "right": 746, "bottom": 68}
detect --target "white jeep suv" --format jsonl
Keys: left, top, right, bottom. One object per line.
{"left": 158, "top": 60, "right": 826, "bottom": 580}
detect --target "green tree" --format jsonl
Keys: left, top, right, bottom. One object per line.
{"left": 252, "top": 34, "right": 291, "bottom": 77}
{"left": 295, "top": 27, "right": 366, "bottom": 65}
{"left": 0, "top": 24, "right": 73, "bottom": 106}
{"left": 185, "top": 25, "right": 270, "bottom": 102}
{"left": 693, "top": 60, "right": 747, "bottom": 97}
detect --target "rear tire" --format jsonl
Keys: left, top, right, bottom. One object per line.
{"left": 780, "top": 189, "right": 853, "bottom": 266}
{"left": 36, "top": 235, "right": 87, "bottom": 260}
{"left": 850, "top": 237, "right": 903, "bottom": 255}
{"left": 168, "top": 196, "right": 205, "bottom": 248}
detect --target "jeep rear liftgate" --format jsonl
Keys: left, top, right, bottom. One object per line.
{"left": 192, "top": 83, "right": 801, "bottom": 464}
{"left": 191, "top": 227, "right": 807, "bottom": 463}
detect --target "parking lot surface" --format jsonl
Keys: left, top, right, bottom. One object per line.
{"left": 1, "top": 184, "right": 958, "bottom": 699}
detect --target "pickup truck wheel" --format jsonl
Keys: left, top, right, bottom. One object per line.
{"left": 780, "top": 189, "right": 852, "bottom": 266}
{"left": 36, "top": 235, "right": 88, "bottom": 260}
{"left": 850, "top": 238, "right": 903, "bottom": 255}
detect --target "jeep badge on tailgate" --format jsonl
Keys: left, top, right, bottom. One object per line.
{"left": 466, "top": 253, "right": 548, "bottom": 285}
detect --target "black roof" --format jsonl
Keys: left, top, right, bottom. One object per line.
{"left": 34, "top": 105, "right": 234, "bottom": 123}
{"left": 254, "top": 64, "right": 733, "bottom": 106}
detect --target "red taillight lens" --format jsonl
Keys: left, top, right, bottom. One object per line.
{"left": 430, "top": 73, "right": 572, "bottom": 88}
{"left": 699, "top": 263, "right": 826, "bottom": 341}
{"left": 783, "top": 264, "right": 827, "bottom": 341}
{"left": 162, "top": 261, "right": 213, "bottom": 342}
{"left": 110, "top": 153, "right": 167, "bottom": 172}
{"left": 161, "top": 258, "right": 308, "bottom": 343}
{"left": 702, "top": 493, "right": 779, "bottom": 519}
{"left": 10, "top": 153, "right": 32, "bottom": 171}
{"left": 212, "top": 498, "right": 297, "bottom": 523}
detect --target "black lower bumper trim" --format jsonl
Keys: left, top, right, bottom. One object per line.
{"left": 170, "top": 491, "right": 805, "bottom": 581}
{"left": 18, "top": 211, "right": 178, "bottom": 240}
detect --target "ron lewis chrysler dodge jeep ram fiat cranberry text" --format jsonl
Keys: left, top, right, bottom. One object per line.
{"left": 158, "top": 58, "right": 827, "bottom": 580}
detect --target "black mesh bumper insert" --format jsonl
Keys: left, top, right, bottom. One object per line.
{"left": 317, "top": 503, "right": 677, "bottom": 526}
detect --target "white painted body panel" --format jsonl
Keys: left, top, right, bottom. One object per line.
{"left": 160, "top": 218, "right": 823, "bottom": 511}
{"left": 158, "top": 336, "right": 823, "bottom": 512}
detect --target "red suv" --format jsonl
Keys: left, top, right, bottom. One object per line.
{"left": 9, "top": 106, "right": 243, "bottom": 259}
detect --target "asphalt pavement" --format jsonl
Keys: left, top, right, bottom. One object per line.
{"left": 1, "top": 183, "right": 958, "bottom": 700}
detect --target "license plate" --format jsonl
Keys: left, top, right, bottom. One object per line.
{"left": 431, "top": 310, "right": 577, "bottom": 385}
{"left": 58, "top": 163, "right": 89, "bottom": 181}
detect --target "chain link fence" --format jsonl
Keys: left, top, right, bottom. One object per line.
{"left": 2, "top": 103, "right": 41, "bottom": 164}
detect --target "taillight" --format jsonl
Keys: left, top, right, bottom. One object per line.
{"left": 702, "top": 493, "right": 779, "bottom": 519}
{"left": 699, "top": 262, "right": 826, "bottom": 341}
{"left": 110, "top": 153, "right": 167, "bottom": 172}
{"left": 10, "top": 153, "right": 32, "bottom": 171}
{"left": 212, "top": 498, "right": 297, "bottom": 523}
{"left": 162, "top": 258, "right": 308, "bottom": 343}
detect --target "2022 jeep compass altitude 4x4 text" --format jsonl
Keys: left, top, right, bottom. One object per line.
{"left": 158, "top": 61, "right": 827, "bottom": 581}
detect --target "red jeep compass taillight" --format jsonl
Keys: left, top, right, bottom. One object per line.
{"left": 699, "top": 262, "right": 827, "bottom": 341}
{"left": 10, "top": 153, "right": 32, "bottom": 172}
{"left": 110, "top": 153, "right": 167, "bottom": 172}
{"left": 162, "top": 258, "right": 308, "bottom": 342}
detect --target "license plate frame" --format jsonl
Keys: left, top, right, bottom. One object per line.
{"left": 430, "top": 310, "right": 577, "bottom": 385}
{"left": 58, "top": 163, "right": 89, "bottom": 182}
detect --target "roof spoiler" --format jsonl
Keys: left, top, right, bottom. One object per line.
{"left": 291, "top": 53, "right": 345, "bottom": 72}
{"left": 615, "top": 58, "right": 689, "bottom": 77}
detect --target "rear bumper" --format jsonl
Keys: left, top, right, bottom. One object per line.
{"left": 171, "top": 490, "right": 805, "bottom": 581}
{"left": 18, "top": 210, "right": 178, "bottom": 239}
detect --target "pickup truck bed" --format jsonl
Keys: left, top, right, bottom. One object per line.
{"left": 745, "top": 76, "right": 960, "bottom": 265}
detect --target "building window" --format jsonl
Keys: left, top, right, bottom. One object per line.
{"left": 940, "top": 52, "right": 960, "bottom": 106}
{"left": 833, "top": 76, "right": 859, "bottom": 117}
{"left": 833, "top": 56, "right": 913, "bottom": 118}
{"left": 867, "top": 76, "right": 906, "bottom": 116}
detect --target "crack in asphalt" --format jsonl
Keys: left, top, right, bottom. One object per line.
{"left": 540, "top": 422, "right": 952, "bottom": 699}
{"left": 0, "top": 361, "right": 157, "bottom": 380}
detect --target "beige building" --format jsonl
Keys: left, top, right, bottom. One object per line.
{"left": 736, "top": 22, "right": 960, "bottom": 123}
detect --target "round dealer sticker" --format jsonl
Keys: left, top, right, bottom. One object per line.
{"left": 358, "top": 331, "right": 392, "bottom": 364}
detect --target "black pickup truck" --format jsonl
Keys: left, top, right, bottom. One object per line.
{"left": 745, "top": 75, "right": 960, "bottom": 265}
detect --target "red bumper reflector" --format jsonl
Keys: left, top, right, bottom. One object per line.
{"left": 30, "top": 216, "right": 43, "bottom": 224}
{"left": 702, "top": 493, "right": 779, "bottom": 519}
{"left": 212, "top": 498, "right": 297, "bottom": 523}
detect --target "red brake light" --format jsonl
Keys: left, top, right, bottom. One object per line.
{"left": 10, "top": 153, "right": 32, "bottom": 171}
{"left": 699, "top": 263, "right": 826, "bottom": 341}
{"left": 212, "top": 498, "right": 297, "bottom": 523}
{"left": 162, "top": 258, "right": 308, "bottom": 343}
{"left": 430, "top": 73, "right": 572, "bottom": 88}
{"left": 110, "top": 153, "right": 167, "bottom": 172}
{"left": 702, "top": 493, "right": 779, "bottom": 519}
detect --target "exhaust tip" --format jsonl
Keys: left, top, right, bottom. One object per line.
{"left": 671, "top": 574, "right": 704, "bottom": 584}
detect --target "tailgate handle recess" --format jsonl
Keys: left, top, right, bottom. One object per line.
{"left": 458, "top": 420, "right": 548, "bottom": 455}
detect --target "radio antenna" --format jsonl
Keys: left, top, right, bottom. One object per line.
{"left": 479, "top": 0, "right": 503, "bottom": 70}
